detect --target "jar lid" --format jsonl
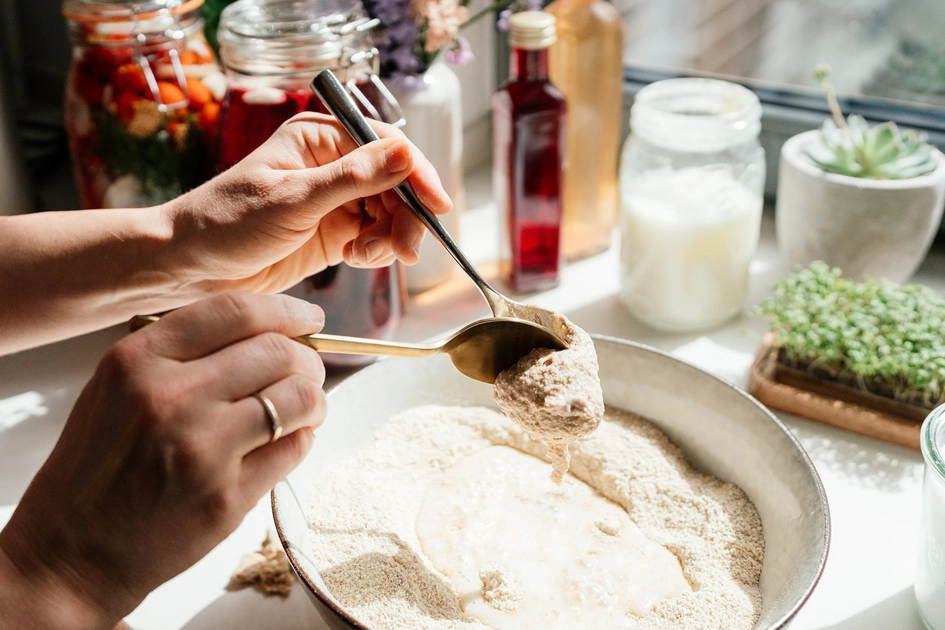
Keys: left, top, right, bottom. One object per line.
{"left": 219, "top": 0, "right": 374, "bottom": 73}
{"left": 630, "top": 78, "right": 762, "bottom": 152}
{"left": 509, "top": 11, "right": 556, "bottom": 50}
{"left": 62, "top": 0, "right": 203, "bottom": 23}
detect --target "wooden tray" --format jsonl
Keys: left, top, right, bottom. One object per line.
{"left": 748, "top": 333, "right": 925, "bottom": 451}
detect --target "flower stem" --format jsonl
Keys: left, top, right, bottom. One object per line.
{"left": 463, "top": 0, "right": 515, "bottom": 29}
{"left": 815, "top": 64, "right": 847, "bottom": 130}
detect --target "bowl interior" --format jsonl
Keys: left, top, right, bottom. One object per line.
{"left": 273, "top": 335, "right": 829, "bottom": 630}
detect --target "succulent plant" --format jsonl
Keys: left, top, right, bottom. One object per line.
{"left": 805, "top": 65, "right": 939, "bottom": 179}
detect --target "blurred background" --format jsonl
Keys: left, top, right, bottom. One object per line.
{"left": 3, "top": 0, "right": 945, "bottom": 211}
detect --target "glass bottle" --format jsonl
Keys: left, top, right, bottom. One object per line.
{"left": 216, "top": 0, "right": 406, "bottom": 368}
{"left": 618, "top": 78, "right": 765, "bottom": 332}
{"left": 546, "top": 0, "right": 625, "bottom": 261}
{"left": 62, "top": 0, "right": 224, "bottom": 209}
{"left": 917, "top": 405, "right": 945, "bottom": 630}
{"left": 492, "top": 11, "right": 567, "bottom": 294}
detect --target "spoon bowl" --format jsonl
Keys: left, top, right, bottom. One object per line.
{"left": 296, "top": 317, "right": 564, "bottom": 384}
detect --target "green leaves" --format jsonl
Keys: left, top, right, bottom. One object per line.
{"left": 754, "top": 262, "right": 945, "bottom": 408}
{"left": 807, "top": 63, "right": 939, "bottom": 180}
{"left": 806, "top": 114, "right": 938, "bottom": 180}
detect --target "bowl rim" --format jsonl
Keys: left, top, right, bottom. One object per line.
{"left": 272, "top": 333, "right": 831, "bottom": 630}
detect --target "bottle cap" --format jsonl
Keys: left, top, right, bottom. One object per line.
{"left": 509, "top": 11, "right": 556, "bottom": 50}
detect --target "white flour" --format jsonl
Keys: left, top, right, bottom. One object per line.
{"left": 306, "top": 405, "right": 763, "bottom": 629}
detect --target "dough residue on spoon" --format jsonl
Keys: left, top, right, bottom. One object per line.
{"left": 493, "top": 315, "right": 604, "bottom": 482}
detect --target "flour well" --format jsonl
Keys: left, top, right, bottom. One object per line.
{"left": 307, "top": 405, "right": 764, "bottom": 630}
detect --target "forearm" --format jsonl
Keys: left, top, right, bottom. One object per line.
{"left": 0, "top": 205, "right": 213, "bottom": 354}
{"left": 0, "top": 541, "right": 116, "bottom": 630}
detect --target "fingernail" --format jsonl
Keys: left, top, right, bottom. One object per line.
{"left": 411, "top": 232, "right": 425, "bottom": 261}
{"left": 308, "top": 303, "right": 325, "bottom": 327}
{"left": 364, "top": 239, "right": 385, "bottom": 262}
{"left": 384, "top": 141, "right": 410, "bottom": 173}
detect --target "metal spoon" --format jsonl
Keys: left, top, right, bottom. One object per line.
{"left": 297, "top": 317, "right": 557, "bottom": 384}
{"left": 129, "top": 315, "right": 557, "bottom": 384}
{"left": 310, "top": 69, "right": 570, "bottom": 350}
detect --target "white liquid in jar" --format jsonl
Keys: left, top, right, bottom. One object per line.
{"left": 619, "top": 166, "right": 762, "bottom": 332}
{"left": 415, "top": 445, "right": 691, "bottom": 629}
{"left": 917, "top": 423, "right": 945, "bottom": 629}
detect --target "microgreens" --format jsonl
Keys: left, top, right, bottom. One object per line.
{"left": 753, "top": 261, "right": 945, "bottom": 409}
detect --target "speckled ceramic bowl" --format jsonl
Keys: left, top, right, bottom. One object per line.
{"left": 272, "top": 335, "right": 830, "bottom": 629}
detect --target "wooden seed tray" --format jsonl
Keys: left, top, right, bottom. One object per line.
{"left": 748, "top": 333, "right": 925, "bottom": 451}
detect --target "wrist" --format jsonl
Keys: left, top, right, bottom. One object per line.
{"left": 156, "top": 186, "right": 239, "bottom": 300}
{"left": 0, "top": 531, "right": 118, "bottom": 630}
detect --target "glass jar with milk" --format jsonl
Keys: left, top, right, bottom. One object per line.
{"left": 618, "top": 78, "right": 765, "bottom": 332}
{"left": 917, "top": 405, "right": 945, "bottom": 630}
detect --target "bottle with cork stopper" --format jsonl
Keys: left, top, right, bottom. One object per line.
{"left": 492, "top": 11, "right": 567, "bottom": 293}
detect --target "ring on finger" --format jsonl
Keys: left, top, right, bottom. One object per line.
{"left": 252, "top": 392, "right": 283, "bottom": 443}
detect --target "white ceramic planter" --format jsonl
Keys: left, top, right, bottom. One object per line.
{"left": 384, "top": 63, "right": 466, "bottom": 294}
{"left": 776, "top": 129, "right": 945, "bottom": 283}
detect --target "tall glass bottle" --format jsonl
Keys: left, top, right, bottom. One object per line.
{"left": 492, "top": 12, "right": 567, "bottom": 293}
{"left": 546, "top": 0, "right": 625, "bottom": 261}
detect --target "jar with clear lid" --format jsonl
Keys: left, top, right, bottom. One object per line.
{"left": 62, "top": 0, "right": 225, "bottom": 209}
{"left": 215, "top": 0, "right": 403, "bottom": 171}
{"left": 618, "top": 78, "right": 765, "bottom": 332}
{"left": 216, "top": 0, "right": 406, "bottom": 368}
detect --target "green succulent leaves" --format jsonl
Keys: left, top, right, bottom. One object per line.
{"left": 805, "top": 64, "right": 938, "bottom": 179}
{"left": 806, "top": 115, "right": 938, "bottom": 179}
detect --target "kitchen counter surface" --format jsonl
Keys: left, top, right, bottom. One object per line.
{"left": 0, "top": 168, "right": 938, "bottom": 629}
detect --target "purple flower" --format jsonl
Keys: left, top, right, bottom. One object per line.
{"left": 497, "top": 9, "right": 512, "bottom": 30}
{"left": 497, "top": 0, "right": 545, "bottom": 31}
{"left": 444, "top": 37, "right": 474, "bottom": 66}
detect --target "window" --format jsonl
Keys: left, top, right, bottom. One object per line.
{"left": 613, "top": 0, "right": 945, "bottom": 195}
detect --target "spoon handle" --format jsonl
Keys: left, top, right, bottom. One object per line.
{"left": 130, "top": 315, "right": 440, "bottom": 359}
{"left": 310, "top": 69, "right": 506, "bottom": 314}
{"left": 294, "top": 333, "right": 440, "bottom": 358}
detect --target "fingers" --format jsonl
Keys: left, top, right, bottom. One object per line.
{"left": 202, "top": 331, "right": 326, "bottom": 400}
{"left": 234, "top": 373, "right": 326, "bottom": 452}
{"left": 239, "top": 428, "right": 315, "bottom": 500}
{"left": 300, "top": 138, "right": 416, "bottom": 211}
{"left": 141, "top": 292, "right": 325, "bottom": 362}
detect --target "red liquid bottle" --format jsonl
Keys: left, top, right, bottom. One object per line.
{"left": 492, "top": 11, "right": 567, "bottom": 293}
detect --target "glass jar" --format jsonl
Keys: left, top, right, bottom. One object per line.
{"left": 63, "top": 0, "right": 225, "bottom": 209}
{"left": 215, "top": 0, "right": 403, "bottom": 171}
{"left": 917, "top": 405, "right": 945, "bottom": 630}
{"left": 216, "top": 0, "right": 405, "bottom": 369}
{"left": 618, "top": 78, "right": 765, "bottom": 332}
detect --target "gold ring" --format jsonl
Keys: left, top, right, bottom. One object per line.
{"left": 252, "top": 392, "right": 283, "bottom": 443}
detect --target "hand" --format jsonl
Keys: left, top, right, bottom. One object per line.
{"left": 167, "top": 112, "right": 452, "bottom": 295}
{"left": 0, "top": 293, "right": 326, "bottom": 629}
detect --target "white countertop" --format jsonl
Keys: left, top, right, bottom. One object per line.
{"left": 0, "top": 168, "right": 937, "bottom": 629}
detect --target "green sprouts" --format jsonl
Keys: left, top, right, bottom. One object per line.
{"left": 754, "top": 261, "right": 945, "bottom": 408}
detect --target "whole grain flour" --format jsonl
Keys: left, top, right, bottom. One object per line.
{"left": 306, "top": 405, "right": 764, "bottom": 629}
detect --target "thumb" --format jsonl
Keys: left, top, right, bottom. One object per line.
{"left": 301, "top": 138, "right": 414, "bottom": 210}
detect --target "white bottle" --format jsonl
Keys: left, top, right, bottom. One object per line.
{"left": 618, "top": 78, "right": 765, "bottom": 332}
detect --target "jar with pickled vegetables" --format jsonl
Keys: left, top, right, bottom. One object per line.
{"left": 63, "top": 0, "right": 226, "bottom": 209}
{"left": 216, "top": 0, "right": 407, "bottom": 369}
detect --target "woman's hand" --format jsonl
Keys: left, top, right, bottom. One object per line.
{"left": 0, "top": 293, "right": 326, "bottom": 629}
{"left": 167, "top": 112, "right": 452, "bottom": 295}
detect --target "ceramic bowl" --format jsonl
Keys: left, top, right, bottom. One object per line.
{"left": 272, "top": 335, "right": 830, "bottom": 630}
